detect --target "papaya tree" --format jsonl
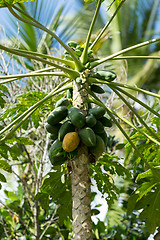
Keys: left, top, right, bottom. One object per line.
{"left": 0, "top": 0, "right": 160, "bottom": 239}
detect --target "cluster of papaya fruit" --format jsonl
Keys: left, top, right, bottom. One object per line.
{"left": 46, "top": 97, "right": 112, "bottom": 166}
{"left": 64, "top": 41, "right": 93, "bottom": 61}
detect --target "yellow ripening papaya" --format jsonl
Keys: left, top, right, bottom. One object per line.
{"left": 62, "top": 132, "right": 80, "bottom": 152}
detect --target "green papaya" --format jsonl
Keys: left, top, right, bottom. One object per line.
{"left": 75, "top": 49, "right": 82, "bottom": 56}
{"left": 58, "top": 120, "right": 75, "bottom": 142}
{"left": 68, "top": 107, "right": 85, "bottom": 128}
{"left": 94, "top": 70, "right": 117, "bottom": 82}
{"left": 49, "top": 133, "right": 57, "bottom": 142}
{"left": 89, "top": 135, "right": 105, "bottom": 157}
{"left": 88, "top": 49, "right": 93, "bottom": 56}
{"left": 97, "top": 131, "right": 108, "bottom": 145}
{"left": 90, "top": 84, "right": 105, "bottom": 94}
{"left": 67, "top": 89, "right": 73, "bottom": 99}
{"left": 68, "top": 41, "right": 78, "bottom": 48}
{"left": 65, "top": 53, "right": 73, "bottom": 61}
{"left": 76, "top": 45, "right": 83, "bottom": 51}
{"left": 92, "top": 120, "right": 104, "bottom": 134}
{"left": 88, "top": 102, "right": 92, "bottom": 110}
{"left": 99, "top": 116, "right": 112, "bottom": 127}
{"left": 85, "top": 114, "right": 97, "bottom": 127}
{"left": 76, "top": 77, "right": 83, "bottom": 84}
{"left": 48, "top": 139, "right": 66, "bottom": 166}
{"left": 89, "top": 106, "right": 106, "bottom": 119}
{"left": 55, "top": 98, "right": 70, "bottom": 108}
{"left": 47, "top": 106, "right": 68, "bottom": 126}
{"left": 79, "top": 127, "right": 96, "bottom": 147}
{"left": 45, "top": 123, "right": 62, "bottom": 134}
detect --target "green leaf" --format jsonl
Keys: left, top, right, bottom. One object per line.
{"left": 139, "top": 189, "right": 160, "bottom": 233}
{"left": 136, "top": 169, "right": 153, "bottom": 181}
{"left": 0, "top": 173, "right": 6, "bottom": 182}
{"left": 127, "top": 193, "right": 139, "bottom": 215}
{"left": 4, "top": 190, "right": 19, "bottom": 201}
{"left": 14, "top": 137, "right": 34, "bottom": 145}
{"left": 41, "top": 171, "right": 72, "bottom": 225}
{"left": 0, "top": 160, "right": 12, "bottom": 173}
{"left": 57, "top": 191, "right": 72, "bottom": 226}
{"left": 0, "top": 143, "right": 10, "bottom": 159}
{"left": 135, "top": 181, "right": 157, "bottom": 201}
{"left": 136, "top": 167, "right": 160, "bottom": 182}
{"left": 0, "top": 0, "right": 35, "bottom": 8}
{"left": 35, "top": 192, "right": 49, "bottom": 213}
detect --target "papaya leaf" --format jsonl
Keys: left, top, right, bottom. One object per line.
{"left": 135, "top": 181, "right": 157, "bottom": 201}
{"left": 139, "top": 189, "right": 160, "bottom": 233}
{"left": 0, "top": 0, "right": 35, "bottom": 8}
{"left": 136, "top": 167, "right": 160, "bottom": 182}
{"left": 0, "top": 160, "right": 12, "bottom": 173}
{"left": 136, "top": 169, "right": 153, "bottom": 181}
{"left": 31, "top": 110, "right": 41, "bottom": 129}
{"left": 127, "top": 193, "right": 139, "bottom": 215}
{"left": 90, "top": 154, "right": 128, "bottom": 207}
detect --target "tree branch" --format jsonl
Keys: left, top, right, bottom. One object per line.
{"left": 90, "top": 37, "right": 160, "bottom": 68}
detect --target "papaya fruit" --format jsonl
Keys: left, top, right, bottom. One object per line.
{"left": 65, "top": 54, "right": 73, "bottom": 61}
{"left": 79, "top": 127, "right": 96, "bottom": 147}
{"left": 76, "top": 77, "right": 83, "bottom": 84}
{"left": 58, "top": 120, "right": 75, "bottom": 142}
{"left": 68, "top": 41, "right": 78, "bottom": 48}
{"left": 47, "top": 106, "right": 68, "bottom": 126}
{"left": 67, "top": 89, "right": 73, "bottom": 99}
{"left": 97, "top": 131, "right": 108, "bottom": 145}
{"left": 55, "top": 98, "right": 70, "bottom": 108}
{"left": 90, "top": 84, "right": 105, "bottom": 94}
{"left": 93, "top": 70, "right": 117, "bottom": 82}
{"left": 89, "top": 135, "right": 105, "bottom": 157}
{"left": 88, "top": 102, "right": 92, "bottom": 110}
{"left": 62, "top": 132, "right": 80, "bottom": 152}
{"left": 49, "top": 133, "right": 57, "bottom": 142}
{"left": 85, "top": 114, "right": 97, "bottom": 127}
{"left": 45, "top": 123, "right": 62, "bottom": 134}
{"left": 68, "top": 107, "right": 85, "bottom": 128}
{"left": 92, "top": 120, "right": 104, "bottom": 134}
{"left": 89, "top": 106, "right": 106, "bottom": 119}
{"left": 75, "top": 49, "right": 82, "bottom": 56}
{"left": 48, "top": 139, "right": 66, "bottom": 166}
{"left": 99, "top": 116, "right": 112, "bottom": 128}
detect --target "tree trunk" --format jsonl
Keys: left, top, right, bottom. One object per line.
{"left": 70, "top": 79, "right": 93, "bottom": 240}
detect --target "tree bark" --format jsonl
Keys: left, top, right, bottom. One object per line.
{"left": 70, "top": 78, "right": 93, "bottom": 240}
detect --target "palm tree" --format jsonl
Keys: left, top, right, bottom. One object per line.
{"left": 96, "top": 0, "right": 160, "bottom": 90}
